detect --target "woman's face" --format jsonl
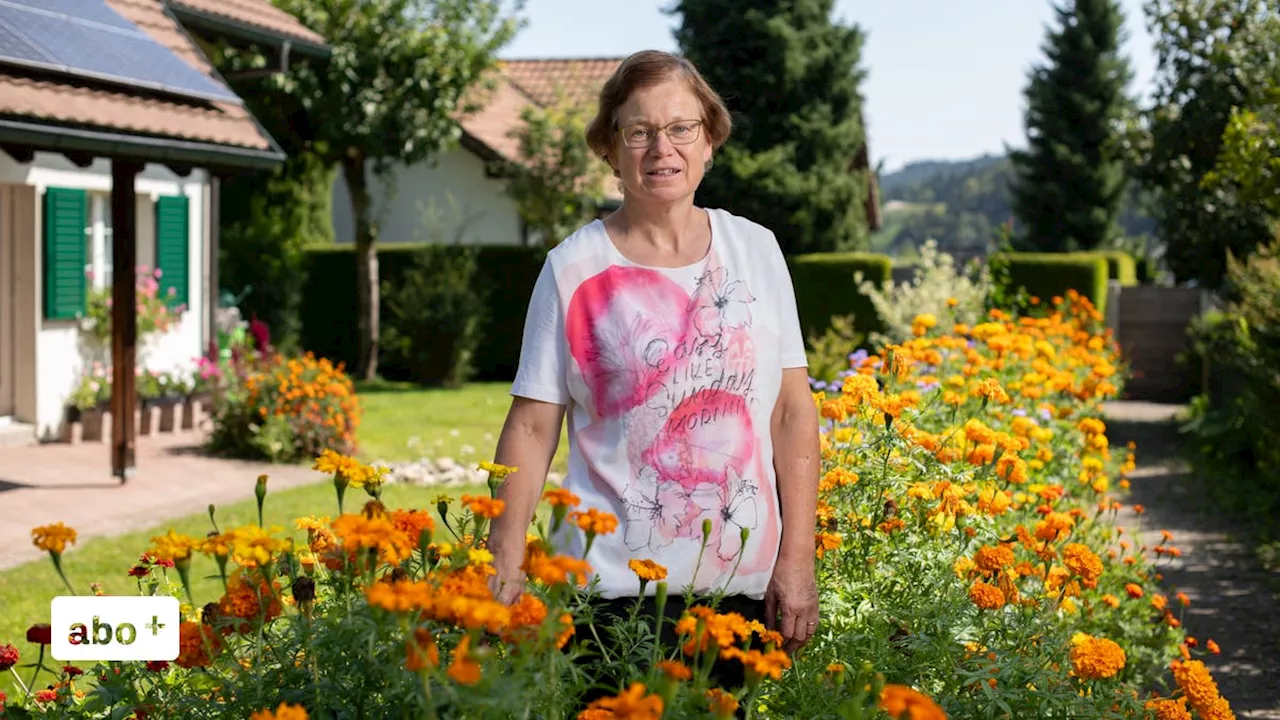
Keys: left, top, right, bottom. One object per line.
{"left": 612, "top": 78, "right": 712, "bottom": 206}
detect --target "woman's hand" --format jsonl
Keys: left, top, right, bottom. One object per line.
{"left": 487, "top": 554, "right": 527, "bottom": 605}
{"left": 764, "top": 550, "right": 820, "bottom": 653}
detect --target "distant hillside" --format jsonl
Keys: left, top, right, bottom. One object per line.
{"left": 872, "top": 153, "right": 1156, "bottom": 260}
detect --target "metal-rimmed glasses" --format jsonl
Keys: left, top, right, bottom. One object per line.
{"left": 617, "top": 119, "right": 704, "bottom": 148}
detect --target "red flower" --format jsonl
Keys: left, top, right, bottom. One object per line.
{"left": 145, "top": 661, "right": 169, "bottom": 672}
{"left": 0, "top": 689, "right": 7, "bottom": 706}
{"left": 62, "top": 665, "right": 83, "bottom": 677}
{"left": 26, "top": 623, "right": 52, "bottom": 645}
{"left": 0, "top": 643, "right": 18, "bottom": 671}
{"left": 128, "top": 565, "right": 149, "bottom": 578}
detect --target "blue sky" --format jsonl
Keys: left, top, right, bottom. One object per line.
{"left": 498, "top": 0, "right": 1158, "bottom": 173}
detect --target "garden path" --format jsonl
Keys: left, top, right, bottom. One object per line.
{"left": 0, "top": 432, "right": 318, "bottom": 571}
{"left": 1104, "top": 401, "right": 1280, "bottom": 719}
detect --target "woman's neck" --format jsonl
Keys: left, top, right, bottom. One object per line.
{"left": 609, "top": 200, "right": 706, "bottom": 254}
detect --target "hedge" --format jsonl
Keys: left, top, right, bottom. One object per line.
{"left": 787, "top": 252, "right": 893, "bottom": 341}
{"left": 1088, "top": 250, "right": 1138, "bottom": 286}
{"left": 991, "top": 252, "right": 1110, "bottom": 315}
{"left": 299, "top": 244, "right": 545, "bottom": 382}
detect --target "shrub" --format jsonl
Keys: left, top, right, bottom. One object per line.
{"left": 381, "top": 245, "right": 489, "bottom": 387}
{"left": 1089, "top": 250, "right": 1138, "bottom": 286}
{"left": 988, "top": 251, "right": 1110, "bottom": 315}
{"left": 855, "top": 240, "right": 993, "bottom": 346}
{"left": 788, "top": 251, "right": 893, "bottom": 340}
{"left": 206, "top": 351, "right": 361, "bottom": 463}
{"left": 6, "top": 292, "right": 1232, "bottom": 720}
{"left": 805, "top": 313, "right": 864, "bottom": 390}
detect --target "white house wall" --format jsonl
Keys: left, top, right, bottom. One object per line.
{"left": 331, "top": 148, "right": 525, "bottom": 247}
{"left": 0, "top": 151, "right": 206, "bottom": 438}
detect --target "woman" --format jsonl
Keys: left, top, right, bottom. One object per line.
{"left": 485, "top": 48, "right": 821, "bottom": 693}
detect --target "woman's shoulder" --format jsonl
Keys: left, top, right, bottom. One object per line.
{"left": 546, "top": 218, "right": 610, "bottom": 263}
{"left": 707, "top": 208, "right": 786, "bottom": 266}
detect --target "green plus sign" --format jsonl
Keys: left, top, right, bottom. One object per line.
{"left": 145, "top": 616, "right": 165, "bottom": 636}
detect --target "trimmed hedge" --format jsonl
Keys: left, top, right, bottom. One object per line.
{"left": 991, "top": 252, "right": 1110, "bottom": 315}
{"left": 1089, "top": 250, "right": 1138, "bottom": 286}
{"left": 787, "top": 252, "right": 893, "bottom": 341}
{"left": 300, "top": 244, "right": 545, "bottom": 382}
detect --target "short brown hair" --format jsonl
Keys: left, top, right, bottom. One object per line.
{"left": 585, "top": 50, "right": 732, "bottom": 164}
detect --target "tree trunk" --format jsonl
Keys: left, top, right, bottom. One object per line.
{"left": 344, "top": 154, "right": 380, "bottom": 381}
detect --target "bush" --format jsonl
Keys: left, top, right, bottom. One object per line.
{"left": 381, "top": 245, "right": 489, "bottom": 387}
{"left": 1089, "top": 250, "right": 1138, "bottom": 286}
{"left": 788, "top": 251, "right": 892, "bottom": 341}
{"left": 855, "top": 240, "right": 993, "bottom": 347}
{"left": 5, "top": 293, "right": 1231, "bottom": 720}
{"left": 300, "top": 244, "right": 544, "bottom": 382}
{"left": 206, "top": 350, "right": 361, "bottom": 463}
{"left": 988, "top": 252, "right": 1110, "bottom": 315}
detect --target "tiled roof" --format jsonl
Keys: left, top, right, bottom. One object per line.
{"left": 498, "top": 58, "right": 621, "bottom": 108}
{"left": 168, "top": 0, "right": 327, "bottom": 48}
{"left": 0, "top": 0, "right": 285, "bottom": 153}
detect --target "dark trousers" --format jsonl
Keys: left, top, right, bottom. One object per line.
{"left": 569, "top": 593, "right": 766, "bottom": 718}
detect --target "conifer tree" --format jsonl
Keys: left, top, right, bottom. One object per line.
{"left": 668, "top": 0, "right": 874, "bottom": 254}
{"left": 1007, "top": 0, "right": 1133, "bottom": 252}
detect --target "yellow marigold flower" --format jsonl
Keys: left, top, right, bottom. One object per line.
{"left": 972, "top": 377, "right": 1011, "bottom": 404}
{"left": 628, "top": 558, "right": 667, "bottom": 582}
{"left": 148, "top": 529, "right": 200, "bottom": 564}
{"left": 468, "top": 548, "right": 494, "bottom": 566}
{"left": 478, "top": 460, "right": 517, "bottom": 479}
{"left": 1062, "top": 543, "right": 1103, "bottom": 589}
{"left": 704, "top": 688, "right": 738, "bottom": 717}
{"left": 229, "top": 525, "right": 292, "bottom": 568}
{"left": 879, "top": 684, "right": 947, "bottom": 720}
{"left": 31, "top": 522, "right": 77, "bottom": 556}
{"left": 819, "top": 467, "right": 858, "bottom": 492}
{"left": 1068, "top": 633, "right": 1126, "bottom": 680}
{"left": 249, "top": 702, "right": 308, "bottom": 720}
{"left": 969, "top": 581, "right": 1005, "bottom": 610}
{"left": 571, "top": 508, "right": 619, "bottom": 536}
{"left": 953, "top": 556, "right": 977, "bottom": 579}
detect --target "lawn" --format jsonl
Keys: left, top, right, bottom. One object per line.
{"left": 0, "top": 480, "right": 495, "bottom": 698}
{"left": 354, "top": 379, "right": 569, "bottom": 473}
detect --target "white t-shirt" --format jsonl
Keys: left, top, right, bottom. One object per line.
{"left": 510, "top": 207, "right": 808, "bottom": 600}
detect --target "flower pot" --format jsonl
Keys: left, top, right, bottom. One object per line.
{"left": 181, "top": 398, "right": 196, "bottom": 430}
{"left": 158, "top": 399, "right": 177, "bottom": 433}
{"left": 80, "top": 407, "right": 105, "bottom": 442}
{"left": 138, "top": 403, "right": 154, "bottom": 436}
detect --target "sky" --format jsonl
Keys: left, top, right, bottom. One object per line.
{"left": 497, "top": 0, "right": 1159, "bottom": 173}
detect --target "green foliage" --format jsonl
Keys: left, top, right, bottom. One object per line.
{"left": 787, "top": 251, "right": 892, "bottom": 341}
{"left": 299, "top": 244, "right": 546, "bottom": 382}
{"left": 217, "top": 152, "right": 335, "bottom": 353}
{"left": 804, "top": 314, "right": 864, "bottom": 387}
{"left": 669, "top": 0, "right": 874, "bottom": 253}
{"left": 501, "top": 91, "right": 610, "bottom": 245}
{"left": 855, "top": 240, "right": 994, "bottom": 347}
{"left": 1201, "top": 84, "right": 1280, "bottom": 218}
{"left": 380, "top": 245, "right": 490, "bottom": 387}
{"left": 1008, "top": 0, "right": 1134, "bottom": 252}
{"left": 79, "top": 266, "right": 187, "bottom": 350}
{"left": 1089, "top": 250, "right": 1138, "bottom": 285}
{"left": 1182, "top": 237, "right": 1280, "bottom": 539}
{"left": 989, "top": 252, "right": 1110, "bottom": 315}
{"left": 1127, "top": 0, "right": 1280, "bottom": 288}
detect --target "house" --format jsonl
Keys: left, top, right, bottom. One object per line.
{"left": 331, "top": 56, "right": 882, "bottom": 248}
{"left": 0, "top": 0, "right": 327, "bottom": 474}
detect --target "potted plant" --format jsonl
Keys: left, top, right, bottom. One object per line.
{"left": 65, "top": 365, "right": 111, "bottom": 442}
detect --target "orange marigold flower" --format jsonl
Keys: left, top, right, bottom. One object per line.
{"left": 577, "top": 682, "right": 663, "bottom": 720}
{"left": 720, "top": 646, "right": 792, "bottom": 681}
{"left": 405, "top": 628, "right": 439, "bottom": 672}
{"left": 31, "top": 522, "right": 77, "bottom": 556}
{"left": 973, "top": 545, "right": 1015, "bottom": 575}
{"left": 1171, "top": 659, "right": 1234, "bottom": 720}
{"left": 656, "top": 659, "right": 692, "bottom": 681}
{"left": 1062, "top": 543, "right": 1103, "bottom": 589}
{"left": 175, "top": 621, "right": 221, "bottom": 669}
{"left": 1144, "top": 698, "right": 1191, "bottom": 720}
{"left": 447, "top": 635, "right": 481, "bottom": 685}
{"left": 462, "top": 495, "right": 506, "bottom": 519}
{"left": 525, "top": 553, "right": 593, "bottom": 587}
{"left": 543, "top": 488, "right": 581, "bottom": 507}
{"left": 704, "top": 688, "right": 739, "bottom": 717}
{"left": 250, "top": 703, "right": 308, "bottom": 720}
{"left": 1068, "top": 633, "right": 1126, "bottom": 680}
{"left": 969, "top": 581, "right": 1005, "bottom": 610}
{"left": 815, "top": 532, "right": 842, "bottom": 559}
{"left": 628, "top": 558, "right": 667, "bottom": 582}
{"left": 973, "top": 378, "right": 1011, "bottom": 404}
{"left": 879, "top": 684, "right": 947, "bottom": 720}
{"left": 571, "top": 508, "right": 619, "bottom": 536}
{"left": 1207, "top": 639, "right": 1221, "bottom": 655}
{"left": 1124, "top": 582, "right": 1144, "bottom": 598}
{"left": 1101, "top": 593, "right": 1120, "bottom": 609}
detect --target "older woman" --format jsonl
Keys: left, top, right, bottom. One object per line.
{"left": 485, "top": 48, "right": 821, "bottom": 689}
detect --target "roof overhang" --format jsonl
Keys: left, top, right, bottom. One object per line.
{"left": 166, "top": 3, "right": 331, "bottom": 61}
{"left": 0, "top": 116, "right": 285, "bottom": 176}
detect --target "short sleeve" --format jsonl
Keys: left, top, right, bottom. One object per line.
{"left": 510, "top": 258, "right": 571, "bottom": 405}
{"left": 766, "top": 231, "right": 809, "bottom": 369}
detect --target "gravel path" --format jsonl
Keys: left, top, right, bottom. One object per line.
{"left": 1103, "top": 401, "right": 1280, "bottom": 719}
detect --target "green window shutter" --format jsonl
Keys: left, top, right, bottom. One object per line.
{"left": 43, "top": 187, "right": 87, "bottom": 321}
{"left": 154, "top": 195, "right": 190, "bottom": 309}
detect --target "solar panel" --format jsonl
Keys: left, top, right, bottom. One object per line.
{"left": 0, "top": 0, "right": 242, "bottom": 105}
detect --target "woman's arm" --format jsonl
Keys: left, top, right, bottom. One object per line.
{"left": 486, "top": 396, "right": 565, "bottom": 604}
{"left": 766, "top": 365, "right": 822, "bottom": 651}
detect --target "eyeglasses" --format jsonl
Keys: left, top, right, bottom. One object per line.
{"left": 617, "top": 120, "right": 704, "bottom": 148}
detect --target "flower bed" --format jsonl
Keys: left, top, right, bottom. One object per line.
{"left": 1, "top": 294, "right": 1234, "bottom": 719}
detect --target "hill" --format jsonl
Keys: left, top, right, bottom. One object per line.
{"left": 872, "top": 154, "right": 1156, "bottom": 260}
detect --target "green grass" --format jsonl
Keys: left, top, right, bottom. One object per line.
{"left": 0, "top": 480, "right": 486, "bottom": 698}
{"left": 354, "top": 379, "right": 569, "bottom": 473}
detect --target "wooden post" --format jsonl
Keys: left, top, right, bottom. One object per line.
{"left": 207, "top": 174, "right": 220, "bottom": 360}
{"left": 110, "top": 161, "right": 141, "bottom": 481}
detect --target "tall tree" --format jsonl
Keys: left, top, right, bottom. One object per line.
{"left": 668, "top": 0, "right": 873, "bottom": 254}
{"left": 1128, "top": 0, "right": 1280, "bottom": 288}
{"left": 1007, "top": 0, "right": 1134, "bottom": 253}
{"left": 239, "top": 0, "right": 521, "bottom": 379}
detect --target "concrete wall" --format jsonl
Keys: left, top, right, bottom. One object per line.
{"left": 331, "top": 148, "right": 526, "bottom": 247}
{"left": 0, "top": 151, "right": 206, "bottom": 438}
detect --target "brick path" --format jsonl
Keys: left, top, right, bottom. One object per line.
{"left": 0, "top": 431, "right": 319, "bottom": 571}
